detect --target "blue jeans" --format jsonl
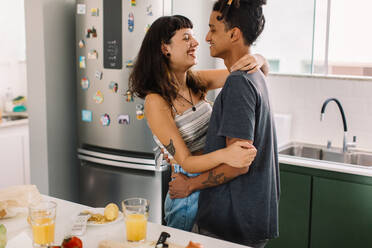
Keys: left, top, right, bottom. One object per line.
{"left": 164, "top": 164, "right": 200, "bottom": 231}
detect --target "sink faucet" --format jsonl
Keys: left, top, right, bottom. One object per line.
{"left": 320, "top": 98, "right": 356, "bottom": 152}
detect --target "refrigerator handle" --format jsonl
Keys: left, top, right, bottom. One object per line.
{"left": 78, "top": 148, "right": 155, "bottom": 165}
{"left": 78, "top": 154, "right": 168, "bottom": 172}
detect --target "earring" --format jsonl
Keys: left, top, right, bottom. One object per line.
{"left": 166, "top": 53, "right": 171, "bottom": 57}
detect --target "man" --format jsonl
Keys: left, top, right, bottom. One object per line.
{"left": 168, "top": 0, "right": 279, "bottom": 247}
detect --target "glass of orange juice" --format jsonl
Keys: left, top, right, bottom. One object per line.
{"left": 122, "top": 198, "right": 149, "bottom": 242}
{"left": 28, "top": 201, "right": 57, "bottom": 248}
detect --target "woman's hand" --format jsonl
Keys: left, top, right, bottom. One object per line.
{"left": 230, "top": 54, "right": 263, "bottom": 73}
{"left": 224, "top": 141, "right": 257, "bottom": 168}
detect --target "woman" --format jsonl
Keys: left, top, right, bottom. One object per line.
{"left": 129, "top": 15, "right": 267, "bottom": 231}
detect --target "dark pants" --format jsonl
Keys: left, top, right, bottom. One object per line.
{"left": 192, "top": 224, "right": 269, "bottom": 248}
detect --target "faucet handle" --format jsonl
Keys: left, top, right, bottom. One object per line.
{"left": 346, "top": 135, "right": 357, "bottom": 151}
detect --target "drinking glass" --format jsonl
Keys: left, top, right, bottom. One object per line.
{"left": 28, "top": 201, "right": 57, "bottom": 248}
{"left": 122, "top": 198, "right": 149, "bottom": 242}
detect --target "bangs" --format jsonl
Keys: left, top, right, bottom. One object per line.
{"left": 171, "top": 15, "right": 193, "bottom": 30}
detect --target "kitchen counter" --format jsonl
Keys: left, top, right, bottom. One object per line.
{"left": 0, "top": 112, "right": 28, "bottom": 128}
{"left": 279, "top": 154, "right": 372, "bottom": 178}
{"left": 3, "top": 195, "right": 250, "bottom": 248}
{"left": 0, "top": 118, "right": 28, "bottom": 128}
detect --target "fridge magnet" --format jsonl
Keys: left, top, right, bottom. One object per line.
{"left": 128, "top": 12, "right": 134, "bottom": 32}
{"left": 131, "top": 0, "right": 136, "bottom": 6}
{"left": 86, "top": 27, "right": 97, "bottom": 38}
{"left": 82, "top": 110, "right": 92, "bottom": 122}
{"left": 81, "top": 77, "right": 90, "bottom": 90}
{"left": 124, "top": 90, "right": 134, "bottom": 102}
{"left": 91, "top": 8, "right": 99, "bottom": 17}
{"left": 146, "top": 4, "right": 153, "bottom": 16}
{"left": 145, "top": 24, "right": 151, "bottom": 33}
{"left": 136, "top": 104, "right": 145, "bottom": 120}
{"left": 95, "top": 71, "right": 103, "bottom": 80}
{"left": 79, "top": 56, "right": 86, "bottom": 69}
{"left": 109, "top": 81, "right": 118, "bottom": 93}
{"left": 100, "top": 114, "right": 110, "bottom": 126}
{"left": 78, "top": 40, "right": 85, "bottom": 48}
{"left": 93, "top": 90, "right": 104, "bottom": 104}
{"left": 88, "top": 49, "right": 98, "bottom": 59}
{"left": 77, "top": 4, "right": 86, "bottom": 14}
{"left": 118, "top": 115, "right": 130, "bottom": 125}
{"left": 125, "top": 60, "right": 134, "bottom": 68}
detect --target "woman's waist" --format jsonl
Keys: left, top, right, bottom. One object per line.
{"left": 172, "top": 164, "right": 200, "bottom": 177}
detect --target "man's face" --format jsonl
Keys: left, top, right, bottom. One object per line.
{"left": 205, "top": 11, "right": 232, "bottom": 58}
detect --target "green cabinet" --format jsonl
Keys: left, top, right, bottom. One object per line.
{"left": 311, "top": 177, "right": 372, "bottom": 248}
{"left": 268, "top": 163, "right": 372, "bottom": 248}
{"left": 266, "top": 171, "right": 311, "bottom": 248}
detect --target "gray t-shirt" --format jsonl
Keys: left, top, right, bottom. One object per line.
{"left": 196, "top": 70, "right": 280, "bottom": 244}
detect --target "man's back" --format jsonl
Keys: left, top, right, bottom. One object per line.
{"left": 196, "top": 70, "right": 279, "bottom": 245}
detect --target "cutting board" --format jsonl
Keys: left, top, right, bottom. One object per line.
{"left": 99, "top": 240, "right": 184, "bottom": 248}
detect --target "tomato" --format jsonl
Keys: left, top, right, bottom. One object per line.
{"left": 61, "top": 236, "right": 83, "bottom": 248}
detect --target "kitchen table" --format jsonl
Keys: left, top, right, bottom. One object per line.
{"left": 2, "top": 195, "right": 251, "bottom": 248}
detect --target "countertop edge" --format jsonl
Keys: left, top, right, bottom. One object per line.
{"left": 0, "top": 118, "right": 28, "bottom": 128}
{"left": 279, "top": 155, "right": 372, "bottom": 178}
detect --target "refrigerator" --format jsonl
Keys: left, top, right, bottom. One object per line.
{"left": 75, "top": 0, "right": 171, "bottom": 224}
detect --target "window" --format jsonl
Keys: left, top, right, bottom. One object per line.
{"left": 253, "top": 0, "right": 316, "bottom": 74}
{"left": 327, "top": 0, "right": 372, "bottom": 76}
{"left": 253, "top": 0, "right": 372, "bottom": 77}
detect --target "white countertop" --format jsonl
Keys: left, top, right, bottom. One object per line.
{"left": 279, "top": 155, "right": 372, "bottom": 178}
{"left": 0, "top": 118, "right": 28, "bottom": 128}
{"left": 3, "top": 195, "right": 250, "bottom": 248}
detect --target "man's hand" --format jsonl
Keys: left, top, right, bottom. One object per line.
{"left": 169, "top": 173, "right": 192, "bottom": 199}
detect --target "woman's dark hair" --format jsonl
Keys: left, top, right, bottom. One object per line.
{"left": 213, "top": 0, "right": 266, "bottom": 45}
{"left": 129, "top": 15, "right": 206, "bottom": 106}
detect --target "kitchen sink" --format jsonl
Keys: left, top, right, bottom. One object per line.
{"left": 349, "top": 153, "right": 372, "bottom": 167}
{"left": 279, "top": 142, "right": 372, "bottom": 167}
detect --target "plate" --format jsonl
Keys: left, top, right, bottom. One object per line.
{"left": 84, "top": 208, "right": 123, "bottom": 226}
{"left": 0, "top": 207, "right": 27, "bottom": 219}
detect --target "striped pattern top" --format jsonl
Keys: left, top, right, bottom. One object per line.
{"left": 153, "top": 100, "right": 212, "bottom": 168}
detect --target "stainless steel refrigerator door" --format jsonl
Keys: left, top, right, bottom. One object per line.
{"left": 79, "top": 157, "right": 171, "bottom": 224}
{"left": 76, "top": 0, "right": 164, "bottom": 153}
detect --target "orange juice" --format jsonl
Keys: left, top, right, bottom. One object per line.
{"left": 125, "top": 214, "right": 147, "bottom": 241}
{"left": 31, "top": 217, "right": 55, "bottom": 245}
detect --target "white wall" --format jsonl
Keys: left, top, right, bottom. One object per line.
{"left": 0, "top": 0, "right": 27, "bottom": 100}
{"left": 172, "top": 0, "right": 216, "bottom": 70}
{"left": 267, "top": 74, "right": 372, "bottom": 150}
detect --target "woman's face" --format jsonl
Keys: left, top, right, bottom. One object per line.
{"left": 165, "top": 28, "right": 199, "bottom": 71}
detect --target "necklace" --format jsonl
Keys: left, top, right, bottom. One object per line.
{"left": 177, "top": 87, "right": 196, "bottom": 111}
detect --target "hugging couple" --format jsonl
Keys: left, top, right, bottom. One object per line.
{"left": 129, "top": 0, "right": 279, "bottom": 247}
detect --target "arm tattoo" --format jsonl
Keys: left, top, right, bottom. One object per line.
{"left": 165, "top": 139, "right": 176, "bottom": 156}
{"left": 202, "top": 171, "right": 234, "bottom": 187}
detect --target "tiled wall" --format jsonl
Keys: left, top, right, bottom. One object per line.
{"left": 0, "top": 61, "right": 27, "bottom": 98}
{"left": 267, "top": 74, "right": 372, "bottom": 150}
{"left": 0, "top": 0, "right": 27, "bottom": 103}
